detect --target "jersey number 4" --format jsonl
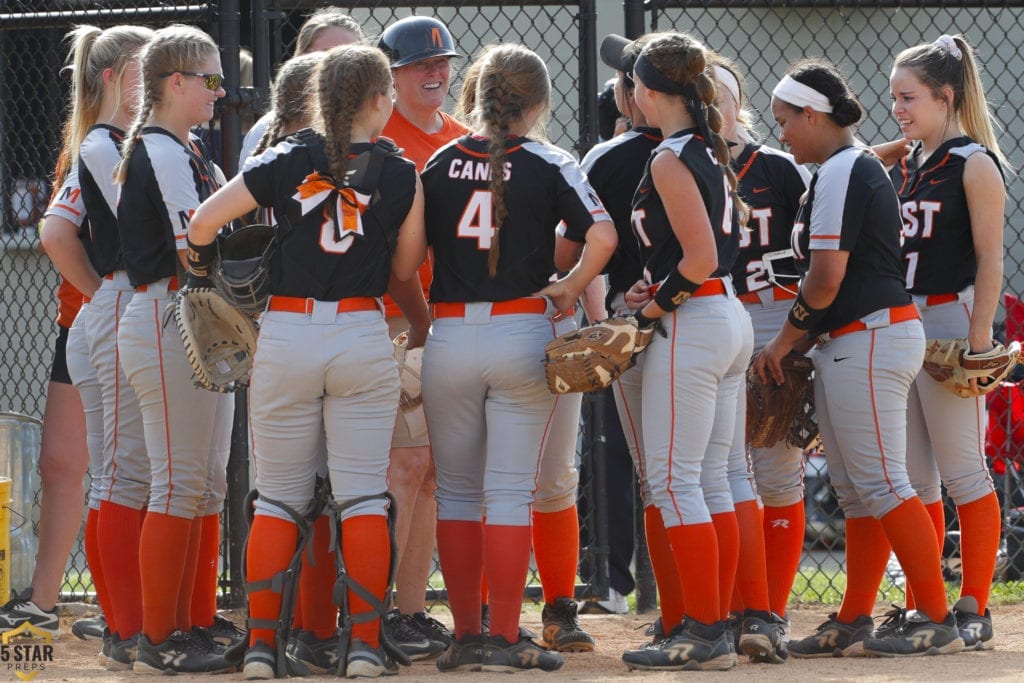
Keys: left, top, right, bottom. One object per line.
{"left": 457, "top": 190, "right": 496, "bottom": 250}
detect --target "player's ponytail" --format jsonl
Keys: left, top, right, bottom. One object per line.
{"left": 114, "top": 25, "right": 218, "bottom": 184}
{"left": 894, "top": 34, "right": 1011, "bottom": 172}
{"left": 454, "top": 45, "right": 497, "bottom": 127}
{"left": 475, "top": 44, "right": 550, "bottom": 277}
{"left": 641, "top": 33, "right": 748, "bottom": 226}
{"left": 53, "top": 24, "right": 153, "bottom": 196}
{"left": 255, "top": 53, "right": 322, "bottom": 156}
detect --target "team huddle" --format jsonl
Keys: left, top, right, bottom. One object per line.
{"left": 3, "top": 5, "right": 1011, "bottom": 678}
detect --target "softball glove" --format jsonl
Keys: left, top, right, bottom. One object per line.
{"left": 544, "top": 316, "right": 655, "bottom": 394}
{"left": 922, "top": 338, "right": 1021, "bottom": 398}
{"left": 174, "top": 287, "right": 259, "bottom": 393}
{"left": 747, "top": 352, "right": 818, "bottom": 449}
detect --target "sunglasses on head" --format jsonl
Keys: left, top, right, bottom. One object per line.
{"left": 158, "top": 71, "right": 224, "bottom": 91}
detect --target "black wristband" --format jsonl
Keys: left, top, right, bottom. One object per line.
{"left": 787, "top": 291, "right": 827, "bottom": 331}
{"left": 633, "top": 310, "right": 658, "bottom": 329}
{"left": 186, "top": 237, "right": 217, "bottom": 278}
{"left": 653, "top": 270, "right": 702, "bottom": 312}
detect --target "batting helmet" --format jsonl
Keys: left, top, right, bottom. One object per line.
{"left": 215, "top": 223, "right": 276, "bottom": 315}
{"left": 377, "top": 16, "right": 459, "bottom": 68}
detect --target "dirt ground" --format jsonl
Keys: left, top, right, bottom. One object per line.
{"left": 26, "top": 602, "right": 1024, "bottom": 681}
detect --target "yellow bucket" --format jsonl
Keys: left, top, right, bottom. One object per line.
{"left": 0, "top": 477, "right": 10, "bottom": 600}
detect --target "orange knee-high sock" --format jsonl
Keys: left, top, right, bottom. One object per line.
{"left": 247, "top": 516, "right": 299, "bottom": 648}
{"left": 97, "top": 501, "right": 144, "bottom": 637}
{"left": 480, "top": 514, "right": 489, "bottom": 607}
{"left": 730, "top": 585, "right": 745, "bottom": 614}
{"left": 533, "top": 506, "right": 580, "bottom": 604}
{"left": 734, "top": 501, "right": 771, "bottom": 613}
{"left": 711, "top": 511, "right": 740, "bottom": 620}
{"left": 139, "top": 512, "right": 193, "bottom": 643}
{"left": 880, "top": 499, "right": 948, "bottom": 622}
{"left": 957, "top": 492, "right": 1001, "bottom": 614}
{"left": 176, "top": 517, "right": 203, "bottom": 631}
{"left": 837, "top": 516, "right": 892, "bottom": 623}
{"left": 484, "top": 524, "right": 532, "bottom": 642}
{"left": 437, "top": 520, "right": 483, "bottom": 638}
{"left": 644, "top": 506, "right": 685, "bottom": 630}
{"left": 190, "top": 514, "right": 220, "bottom": 628}
{"left": 300, "top": 515, "right": 338, "bottom": 639}
{"left": 906, "top": 501, "right": 946, "bottom": 611}
{"left": 85, "top": 507, "right": 115, "bottom": 636}
{"left": 341, "top": 515, "right": 390, "bottom": 648}
{"left": 763, "top": 502, "right": 805, "bottom": 617}
{"left": 666, "top": 522, "right": 720, "bottom": 625}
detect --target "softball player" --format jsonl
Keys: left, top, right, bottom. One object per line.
{"left": 420, "top": 43, "right": 615, "bottom": 672}
{"left": 610, "top": 32, "right": 751, "bottom": 672}
{"left": 238, "top": 9, "right": 363, "bottom": 166}
{"left": 754, "top": 58, "right": 961, "bottom": 657}
{"left": 888, "top": 34, "right": 1009, "bottom": 650}
{"left": 113, "top": 25, "right": 236, "bottom": 674}
{"left": 714, "top": 55, "right": 812, "bottom": 648}
{"left": 190, "top": 44, "right": 427, "bottom": 679}
{"left": 377, "top": 15, "right": 466, "bottom": 658}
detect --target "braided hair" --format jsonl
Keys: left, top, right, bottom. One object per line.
{"left": 474, "top": 44, "right": 550, "bottom": 276}
{"left": 255, "top": 53, "right": 323, "bottom": 155}
{"left": 113, "top": 25, "right": 218, "bottom": 184}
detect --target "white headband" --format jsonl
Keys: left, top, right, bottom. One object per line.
{"left": 933, "top": 34, "right": 963, "bottom": 61}
{"left": 714, "top": 65, "right": 741, "bottom": 106}
{"left": 772, "top": 75, "right": 833, "bottom": 113}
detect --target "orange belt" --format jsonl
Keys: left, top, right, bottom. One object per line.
{"left": 268, "top": 296, "right": 381, "bottom": 315}
{"left": 649, "top": 277, "right": 727, "bottom": 299}
{"left": 818, "top": 303, "right": 920, "bottom": 344}
{"left": 136, "top": 276, "right": 179, "bottom": 293}
{"left": 431, "top": 297, "right": 548, "bottom": 319}
{"left": 738, "top": 285, "right": 797, "bottom": 305}
{"left": 924, "top": 292, "right": 958, "bottom": 306}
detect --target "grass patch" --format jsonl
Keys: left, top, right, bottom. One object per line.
{"left": 790, "top": 569, "right": 909, "bottom": 606}
{"left": 988, "top": 580, "right": 1024, "bottom": 605}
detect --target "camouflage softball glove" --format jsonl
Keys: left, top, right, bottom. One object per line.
{"left": 174, "top": 287, "right": 259, "bottom": 393}
{"left": 922, "top": 338, "right": 1021, "bottom": 398}
{"left": 544, "top": 316, "right": 656, "bottom": 394}
{"left": 747, "top": 351, "right": 818, "bottom": 449}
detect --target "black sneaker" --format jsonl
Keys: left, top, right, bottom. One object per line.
{"left": 481, "top": 633, "right": 564, "bottom": 672}
{"left": 207, "top": 614, "right": 246, "bottom": 648}
{"left": 133, "top": 630, "right": 237, "bottom": 675}
{"left": 242, "top": 640, "right": 276, "bottom": 680}
{"left": 98, "top": 628, "right": 112, "bottom": 668}
{"left": 481, "top": 605, "right": 490, "bottom": 635}
{"left": 541, "top": 597, "right": 595, "bottom": 652}
{"left": 788, "top": 613, "right": 873, "bottom": 658}
{"left": 106, "top": 632, "right": 139, "bottom": 672}
{"left": 738, "top": 609, "right": 788, "bottom": 663}
{"left": 382, "top": 609, "right": 445, "bottom": 660}
{"left": 72, "top": 614, "right": 107, "bottom": 640}
{"left": 436, "top": 634, "right": 487, "bottom": 672}
{"left": 622, "top": 618, "right": 736, "bottom": 671}
{"left": 286, "top": 629, "right": 340, "bottom": 675}
{"left": 346, "top": 637, "right": 399, "bottom": 678}
{"left": 0, "top": 588, "right": 60, "bottom": 639}
{"left": 953, "top": 596, "right": 993, "bottom": 651}
{"left": 726, "top": 612, "right": 742, "bottom": 650}
{"left": 411, "top": 611, "right": 453, "bottom": 646}
{"left": 863, "top": 610, "right": 965, "bottom": 657}
{"left": 873, "top": 605, "right": 906, "bottom": 639}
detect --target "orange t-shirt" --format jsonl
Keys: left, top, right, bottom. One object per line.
{"left": 381, "top": 109, "right": 469, "bottom": 318}
{"left": 56, "top": 277, "right": 85, "bottom": 328}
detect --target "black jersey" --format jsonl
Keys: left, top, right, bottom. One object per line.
{"left": 45, "top": 164, "right": 95, "bottom": 265}
{"left": 78, "top": 125, "right": 124, "bottom": 276}
{"left": 580, "top": 126, "right": 662, "bottom": 302}
{"left": 730, "top": 143, "right": 810, "bottom": 295}
{"left": 791, "top": 146, "right": 910, "bottom": 335}
{"left": 118, "top": 128, "right": 222, "bottom": 286}
{"left": 631, "top": 128, "right": 740, "bottom": 284}
{"left": 422, "top": 134, "right": 610, "bottom": 303}
{"left": 243, "top": 133, "right": 417, "bottom": 300}
{"left": 889, "top": 136, "right": 1001, "bottom": 295}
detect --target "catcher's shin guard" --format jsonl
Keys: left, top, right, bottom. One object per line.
{"left": 327, "top": 492, "right": 410, "bottom": 676}
{"left": 242, "top": 489, "right": 321, "bottom": 677}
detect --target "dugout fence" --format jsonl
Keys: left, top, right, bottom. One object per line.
{"left": 1, "top": 0, "right": 1024, "bottom": 613}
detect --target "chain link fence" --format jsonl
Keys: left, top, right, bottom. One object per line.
{"left": 646, "top": 0, "right": 1024, "bottom": 603}
{"left": 2, "top": 0, "right": 1024, "bottom": 611}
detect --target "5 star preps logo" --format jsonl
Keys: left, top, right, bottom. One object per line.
{"left": 0, "top": 623, "right": 54, "bottom": 681}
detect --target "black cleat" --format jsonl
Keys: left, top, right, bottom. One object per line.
{"left": 382, "top": 609, "right": 445, "bottom": 660}
{"left": 622, "top": 618, "right": 736, "bottom": 671}
{"left": 410, "top": 611, "right": 453, "bottom": 646}
{"left": 481, "top": 633, "right": 564, "bottom": 672}
{"left": 541, "top": 597, "right": 595, "bottom": 652}
{"left": 787, "top": 613, "right": 873, "bottom": 658}
{"left": 738, "top": 609, "right": 788, "bottom": 663}
{"left": 133, "top": 630, "right": 236, "bottom": 675}
{"left": 953, "top": 596, "right": 994, "bottom": 651}
{"left": 862, "top": 610, "right": 964, "bottom": 657}
{"left": 435, "top": 634, "right": 487, "bottom": 672}
{"left": 286, "top": 629, "right": 340, "bottom": 675}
